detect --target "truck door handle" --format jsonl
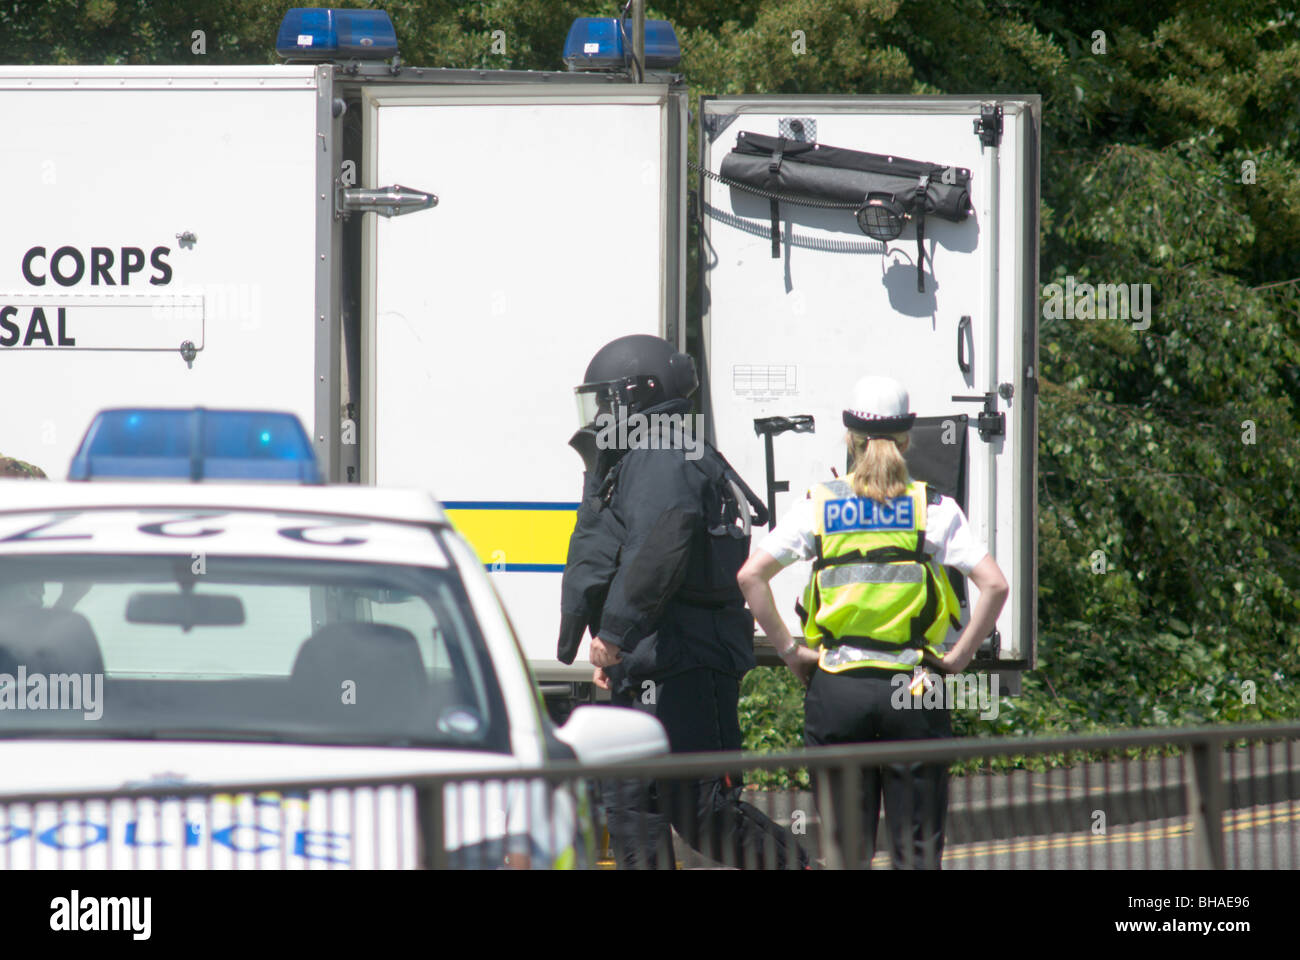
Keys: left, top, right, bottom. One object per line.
{"left": 957, "top": 315, "right": 972, "bottom": 374}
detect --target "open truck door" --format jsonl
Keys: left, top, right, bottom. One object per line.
{"left": 354, "top": 75, "right": 688, "bottom": 686}
{"left": 697, "top": 96, "right": 1039, "bottom": 677}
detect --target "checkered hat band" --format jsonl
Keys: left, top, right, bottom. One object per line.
{"left": 843, "top": 410, "right": 915, "bottom": 434}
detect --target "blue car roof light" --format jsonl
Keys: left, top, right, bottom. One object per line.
{"left": 276, "top": 8, "right": 399, "bottom": 61}
{"left": 563, "top": 17, "right": 681, "bottom": 71}
{"left": 68, "top": 408, "right": 323, "bottom": 484}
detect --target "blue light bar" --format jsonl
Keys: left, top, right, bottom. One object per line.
{"left": 563, "top": 17, "right": 681, "bottom": 71}
{"left": 276, "top": 8, "right": 398, "bottom": 61}
{"left": 68, "top": 409, "right": 322, "bottom": 484}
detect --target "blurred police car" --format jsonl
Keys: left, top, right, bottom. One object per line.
{"left": 0, "top": 408, "right": 667, "bottom": 869}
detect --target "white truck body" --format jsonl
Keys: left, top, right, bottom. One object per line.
{"left": 0, "top": 61, "right": 1035, "bottom": 692}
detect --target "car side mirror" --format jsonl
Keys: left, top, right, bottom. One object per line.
{"left": 555, "top": 706, "right": 669, "bottom": 764}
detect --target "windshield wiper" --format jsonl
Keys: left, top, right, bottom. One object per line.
{"left": 0, "top": 728, "right": 162, "bottom": 740}
{"left": 0, "top": 727, "right": 477, "bottom": 749}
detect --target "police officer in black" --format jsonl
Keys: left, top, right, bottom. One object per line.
{"left": 557, "top": 334, "right": 806, "bottom": 870}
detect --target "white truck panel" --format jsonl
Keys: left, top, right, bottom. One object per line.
{"left": 364, "top": 87, "right": 675, "bottom": 679}
{"left": 0, "top": 68, "right": 322, "bottom": 480}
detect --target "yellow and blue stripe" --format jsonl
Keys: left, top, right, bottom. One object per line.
{"left": 441, "top": 501, "right": 579, "bottom": 572}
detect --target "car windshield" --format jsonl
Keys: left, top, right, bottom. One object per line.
{"left": 0, "top": 554, "right": 509, "bottom": 752}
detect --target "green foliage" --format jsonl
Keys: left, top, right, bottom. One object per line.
{"left": 738, "top": 666, "right": 809, "bottom": 788}
{"left": 949, "top": 619, "right": 1300, "bottom": 771}
{"left": 0, "top": 455, "right": 49, "bottom": 479}
{"left": 0, "top": 1, "right": 286, "bottom": 65}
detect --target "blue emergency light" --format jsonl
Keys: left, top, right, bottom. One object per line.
{"left": 68, "top": 409, "right": 322, "bottom": 484}
{"left": 563, "top": 17, "right": 681, "bottom": 71}
{"left": 276, "top": 8, "right": 399, "bottom": 61}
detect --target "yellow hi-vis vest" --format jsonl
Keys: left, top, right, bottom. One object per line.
{"left": 796, "top": 479, "right": 962, "bottom": 674}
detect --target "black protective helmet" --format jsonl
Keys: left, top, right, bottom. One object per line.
{"left": 574, "top": 335, "right": 698, "bottom": 427}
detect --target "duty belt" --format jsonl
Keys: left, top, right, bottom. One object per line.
{"left": 824, "top": 634, "right": 927, "bottom": 652}
{"left": 820, "top": 644, "right": 922, "bottom": 670}
{"left": 819, "top": 633, "right": 929, "bottom": 668}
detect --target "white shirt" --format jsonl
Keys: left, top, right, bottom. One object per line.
{"left": 757, "top": 483, "right": 987, "bottom": 574}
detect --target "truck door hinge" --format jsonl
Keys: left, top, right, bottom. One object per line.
{"left": 338, "top": 184, "right": 437, "bottom": 219}
{"left": 950, "top": 391, "right": 1005, "bottom": 441}
{"left": 973, "top": 103, "right": 1003, "bottom": 148}
{"left": 702, "top": 111, "right": 738, "bottom": 142}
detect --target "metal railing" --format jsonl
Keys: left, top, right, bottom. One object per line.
{"left": 1, "top": 721, "right": 1298, "bottom": 869}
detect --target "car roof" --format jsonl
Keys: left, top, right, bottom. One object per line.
{"left": 0, "top": 480, "right": 451, "bottom": 528}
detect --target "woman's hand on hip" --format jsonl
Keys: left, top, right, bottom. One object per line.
{"left": 783, "top": 644, "right": 820, "bottom": 687}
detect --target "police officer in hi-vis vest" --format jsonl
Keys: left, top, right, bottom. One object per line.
{"left": 739, "top": 375, "right": 1008, "bottom": 868}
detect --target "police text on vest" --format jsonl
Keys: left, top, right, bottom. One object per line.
{"left": 823, "top": 495, "right": 913, "bottom": 533}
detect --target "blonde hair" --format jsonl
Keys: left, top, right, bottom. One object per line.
{"left": 847, "top": 430, "right": 910, "bottom": 502}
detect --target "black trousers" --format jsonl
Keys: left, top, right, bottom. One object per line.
{"left": 803, "top": 666, "right": 951, "bottom": 869}
{"left": 602, "top": 667, "right": 808, "bottom": 870}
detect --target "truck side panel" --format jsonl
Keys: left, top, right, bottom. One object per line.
{"left": 0, "top": 68, "right": 323, "bottom": 478}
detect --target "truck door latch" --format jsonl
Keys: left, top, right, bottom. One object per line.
{"left": 753, "top": 415, "right": 815, "bottom": 528}
{"left": 950, "top": 391, "right": 1005, "bottom": 441}
{"left": 338, "top": 184, "right": 437, "bottom": 219}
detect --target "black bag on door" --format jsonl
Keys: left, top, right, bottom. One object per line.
{"left": 717, "top": 131, "right": 973, "bottom": 290}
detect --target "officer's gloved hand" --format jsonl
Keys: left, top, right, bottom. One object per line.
{"left": 604, "top": 660, "right": 634, "bottom": 700}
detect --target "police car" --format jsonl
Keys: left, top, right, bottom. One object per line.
{"left": 0, "top": 408, "right": 667, "bottom": 869}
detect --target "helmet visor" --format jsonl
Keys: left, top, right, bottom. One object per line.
{"left": 574, "top": 375, "right": 662, "bottom": 429}
{"left": 574, "top": 383, "right": 610, "bottom": 429}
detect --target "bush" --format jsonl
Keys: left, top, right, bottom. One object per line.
{"left": 738, "top": 666, "right": 809, "bottom": 789}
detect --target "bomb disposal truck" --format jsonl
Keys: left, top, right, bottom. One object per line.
{"left": 0, "top": 8, "right": 1039, "bottom": 713}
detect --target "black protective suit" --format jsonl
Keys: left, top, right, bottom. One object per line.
{"left": 558, "top": 398, "right": 807, "bottom": 869}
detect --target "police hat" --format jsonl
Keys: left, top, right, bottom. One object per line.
{"left": 842, "top": 376, "right": 916, "bottom": 436}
